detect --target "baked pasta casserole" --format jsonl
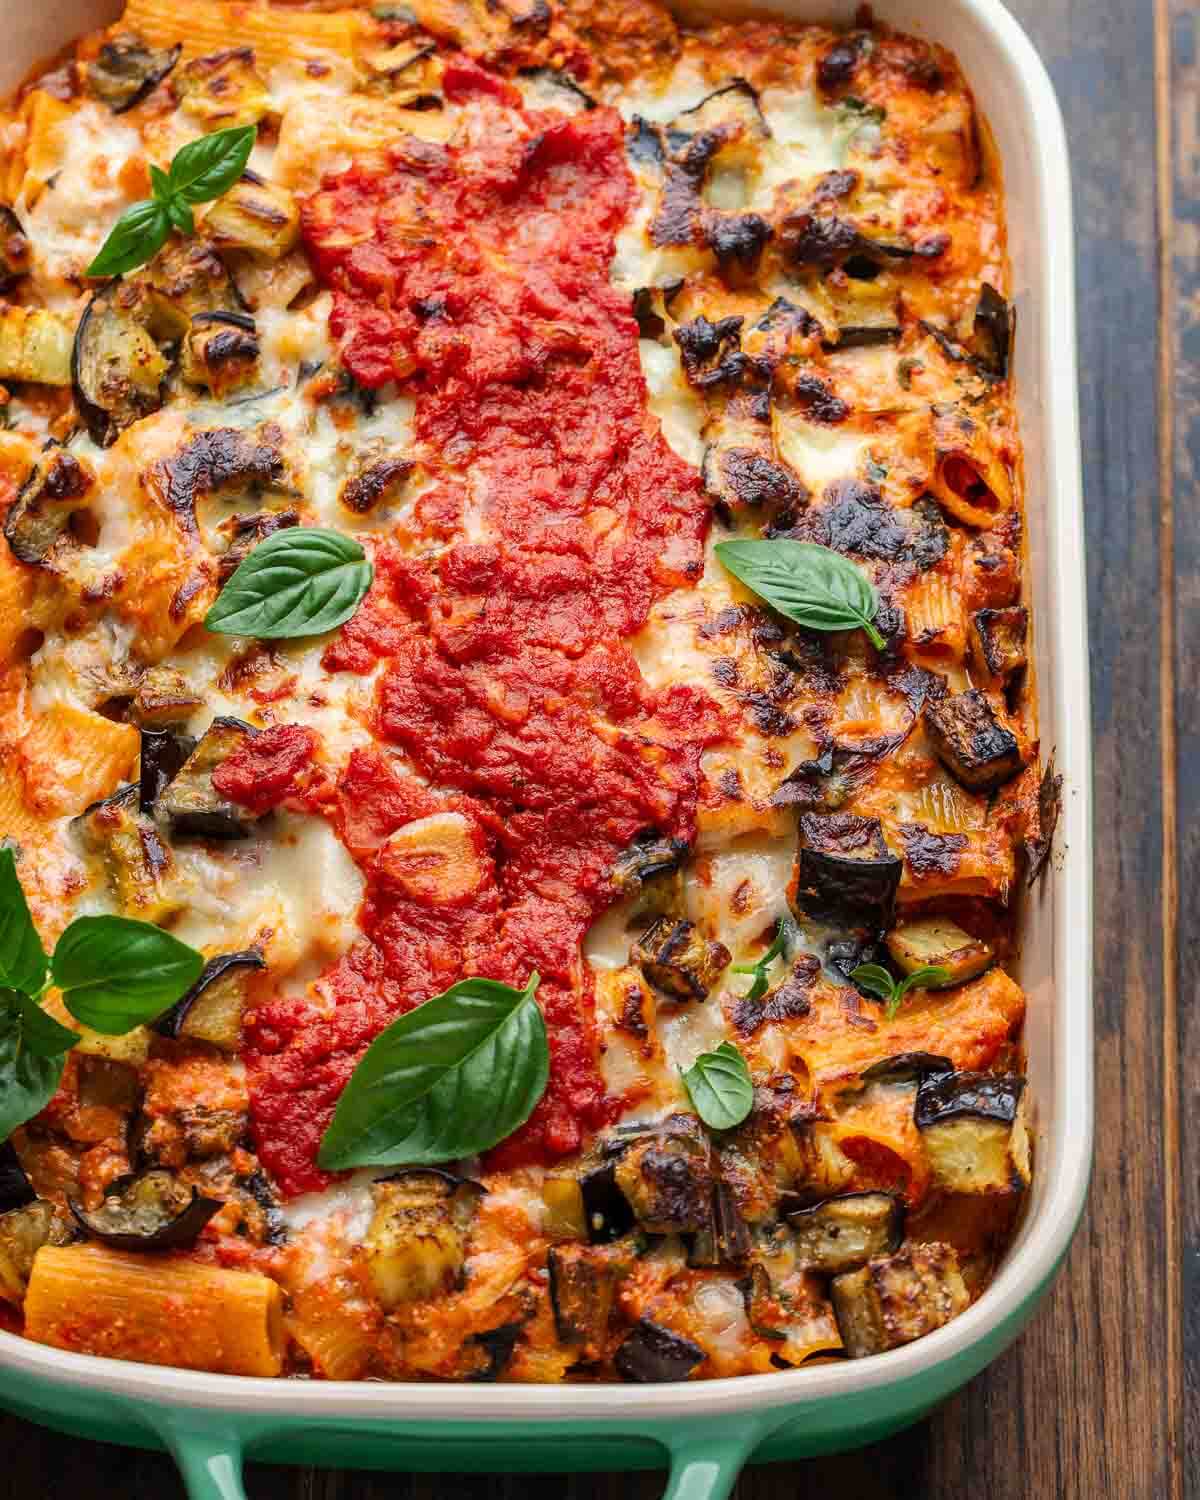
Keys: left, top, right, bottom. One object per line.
{"left": 0, "top": 0, "right": 1058, "bottom": 1382}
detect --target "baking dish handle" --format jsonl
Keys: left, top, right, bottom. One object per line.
{"left": 154, "top": 1417, "right": 247, "bottom": 1500}
{"left": 659, "top": 1425, "right": 764, "bottom": 1500}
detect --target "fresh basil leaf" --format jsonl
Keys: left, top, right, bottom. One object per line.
{"left": 0, "top": 1009, "right": 67, "bottom": 1142}
{"left": 52, "top": 916, "right": 204, "bottom": 1034}
{"left": 8, "top": 991, "right": 78, "bottom": 1058}
{"left": 731, "top": 919, "right": 789, "bottom": 1003}
{"left": 681, "top": 1041, "right": 754, "bottom": 1131}
{"left": 86, "top": 196, "right": 171, "bottom": 279}
{"left": 0, "top": 848, "right": 47, "bottom": 996}
{"left": 168, "top": 125, "right": 256, "bottom": 206}
{"left": 319, "top": 974, "right": 548, "bottom": 1170}
{"left": 715, "top": 539, "right": 886, "bottom": 651}
{"left": 849, "top": 962, "right": 897, "bottom": 1006}
{"left": 205, "top": 527, "right": 374, "bottom": 639}
{"left": 167, "top": 197, "right": 195, "bottom": 236}
{"left": 149, "top": 163, "right": 172, "bottom": 202}
{"left": 890, "top": 964, "right": 952, "bottom": 1020}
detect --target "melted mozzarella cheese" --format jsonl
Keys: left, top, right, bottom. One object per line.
{"left": 638, "top": 340, "right": 705, "bottom": 468}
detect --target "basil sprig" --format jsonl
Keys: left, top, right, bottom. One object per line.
{"left": 205, "top": 527, "right": 374, "bottom": 640}
{"left": 730, "top": 918, "right": 789, "bottom": 1004}
{"left": 0, "top": 848, "right": 204, "bottom": 1139}
{"left": 715, "top": 539, "right": 886, "bottom": 651}
{"left": 319, "top": 973, "right": 549, "bottom": 1170}
{"left": 681, "top": 1041, "right": 754, "bottom": 1131}
{"left": 87, "top": 125, "right": 256, "bottom": 278}
{"left": 850, "top": 962, "right": 951, "bottom": 1021}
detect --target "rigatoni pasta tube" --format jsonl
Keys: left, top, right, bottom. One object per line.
{"left": 25, "top": 1245, "right": 285, "bottom": 1376}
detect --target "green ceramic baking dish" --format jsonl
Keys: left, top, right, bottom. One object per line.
{"left": 0, "top": 0, "right": 1091, "bottom": 1493}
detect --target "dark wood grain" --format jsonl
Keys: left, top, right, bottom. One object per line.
{"left": 0, "top": 0, "right": 1181, "bottom": 1495}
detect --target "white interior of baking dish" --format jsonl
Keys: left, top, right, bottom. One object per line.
{"left": 0, "top": 0, "right": 1091, "bottom": 1420}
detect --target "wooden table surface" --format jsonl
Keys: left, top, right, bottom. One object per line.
{"left": 2, "top": 0, "right": 1185, "bottom": 1494}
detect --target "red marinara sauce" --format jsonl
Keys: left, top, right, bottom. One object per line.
{"left": 242, "top": 64, "right": 722, "bottom": 1196}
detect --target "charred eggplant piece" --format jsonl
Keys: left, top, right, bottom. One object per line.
{"left": 204, "top": 178, "right": 300, "bottom": 261}
{"left": 788, "top": 1191, "right": 903, "bottom": 1273}
{"left": 542, "top": 1176, "right": 587, "bottom": 1241}
{"left": 87, "top": 34, "right": 180, "bottom": 113}
{"left": 69, "top": 1170, "right": 221, "bottom": 1251}
{"left": 860, "top": 1052, "right": 953, "bottom": 1086}
{"left": 463, "top": 1320, "right": 525, "bottom": 1382}
{"left": 611, "top": 829, "right": 688, "bottom": 925}
{"left": 157, "top": 717, "right": 260, "bottom": 840}
{"left": 0, "top": 1199, "right": 73, "bottom": 1302}
{"left": 0, "top": 206, "right": 30, "bottom": 289}
{"left": 970, "top": 605, "right": 1028, "bottom": 686}
{"left": 915, "top": 1072, "right": 1030, "bottom": 1193}
{"left": 72, "top": 283, "right": 168, "bottom": 447}
{"left": 339, "top": 450, "right": 416, "bottom": 515}
{"left": 687, "top": 1181, "right": 751, "bottom": 1267}
{"left": 885, "top": 916, "right": 993, "bottom": 987}
{"left": 181, "top": 311, "right": 260, "bottom": 397}
{"left": 795, "top": 813, "right": 901, "bottom": 931}
{"left": 1024, "top": 755, "right": 1062, "bottom": 885}
{"left": 630, "top": 918, "right": 729, "bottom": 1001}
{"left": 831, "top": 1241, "right": 969, "bottom": 1357}
{"left": 547, "top": 1242, "right": 621, "bottom": 1355}
{"left": 519, "top": 67, "right": 597, "bottom": 114}
{"left": 779, "top": 212, "right": 912, "bottom": 272}
{"left": 613, "top": 1132, "right": 713, "bottom": 1234}
{"left": 580, "top": 1163, "right": 636, "bottom": 1244}
{"left": 139, "top": 728, "right": 197, "bottom": 813}
{"left": 615, "top": 1319, "right": 704, "bottom": 1382}
{"left": 4, "top": 448, "right": 95, "bottom": 565}
{"left": 152, "top": 949, "right": 265, "bottom": 1050}
{"left": 74, "top": 784, "right": 180, "bottom": 924}
{"left": 173, "top": 47, "right": 271, "bottom": 129}
{"left": 0, "top": 1143, "right": 34, "bottom": 1214}
{"left": 364, "top": 1169, "right": 483, "bottom": 1309}
{"left": 971, "top": 284, "right": 1013, "bottom": 378}
{"left": 140, "top": 239, "right": 242, "bottom": 330}
{"left": 0, "top": 305, "right": 72, "bottom": 385}
{"left": 924, "top": 688, "right": 1024, "bottom": 793}
{"left": 130, "top": 665, "right": 203, "bottom": 729}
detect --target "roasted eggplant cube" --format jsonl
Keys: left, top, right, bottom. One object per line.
{"left": 613, "top": 1134, "right": 714, "bottom": 1234}
{"left": 364, "top": 1170, "right": 483, "bottom": 1310}
{"left": 542, "top": 1176, "right": 587, "bottom": 1241}
{"left": 687, "top": 1181, "right": 751, "bottom": 1267}
{"left": 157, "top": 718, "right": 259, "bottom": 840}
{"left": 924, "top": 689, "right": 1025, "bottom": 793}
{"left": 339, "top": 451, "right": 416, "bottom": 516}
{"left": 4, "top": 449, "right": 95, "bottom": 565}
{"left": 580, "top": 1163, "right": 636, "bottom": 1244}
{"left": 173, "top": 47, "right": 272, "bottom": 129}
{"left": 204, "top": 179, "right": 300, "bottom": 261}
{"left": 615, "top": 1319, "right": 705, "bottom": 1382}
{"left": 0, "top": 1201, "right": 72, "bottom": 1303}
{"left": 787, "top": 1191, "right": 903, "bottom": 1273}
{"left": 130, "top": 666, "right": 203, "bottom": 729}
{"left": 87, "top": 34, "right": 180, "bottom": 113}
{"left": 915, "top": 1072, "right": 1030, "bottom": 1194}
{"left": 971, "top": 605, "right": 1028, "bottom": 685}
{"left": 631, "top": 918, "right": 730, "bottom": 1000}
{"left": 611, "top": 830, "right": 688, "bottom": 923}
{"left": 795, "top": 813, "right": 901, "bottom": 929}
{"left": 885, "top": 916, "right": 993, "bottom": 987}
{"left": 74, "top": 785, "right": 181, "bottom": 924}
{"left": 153, "top": 949, "right": 265, "bottom": 1051}
{"left": 70, "top": 1170, "right": 220, "bottom": 1251}
{"left": 139, "top": 728, "right": 197, "bottom": 813}
{"left": 180, "top": 312, "right": 260, "bottom": 398}
{"left": 72, "top": 282, "right": 171, "bottom": 446}
{"left": 547, "top": 1242, "right": 621, "bottom": 1356}
{"left": 831, "top": 1242, "right": 969, "bottom": 1358}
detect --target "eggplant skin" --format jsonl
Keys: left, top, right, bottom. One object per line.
{"left": 614, "top": 1319, "right": 705, "bottom": 1382}
{"left": 579, "top": 1163, "right": 636, "bottom": 1244}
{"left": 87, "top": 35, "right": 181, "bottom": 114}
{"left": 463, "top": 1319, "right": 525, "bottom": 1382}
{"left": 914, "top": 1070, "right": 1025, "bottom": 1129}
{"left": 923, "top": 688, "right": 1024, "bottom": 793}
{"left": 0, "top": 1143, "right": 35, "bottom": 1215}
{"left": 860, "top": 1052, "right": 953, "bottom": 1086}
{"left": 795, "top": 812, "right": 901, "bottom": 929}
{"left": 151, "top": 949, "right": 265, "bottom": 1043}
{"left": 157, "top": 717, "right": 261, "bottom": 840}
{"left": 139, "top": 728, "right": 197, "bottom": 814}
{"left": 547, "top": 1242, "right": 621, "bottom": 1353}
{"left": 69, "top": 1170, "right": 221, "bottom": 1251}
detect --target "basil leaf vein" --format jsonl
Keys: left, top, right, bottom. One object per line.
{"left": 205, "top": 526, "right": 374, "bottom": 639}
{"left": 52, "top": 916, "right": 204, "bottom": 1034}
{"left": 167, "top": 125, "right": 256, "bottom": 205}
{"left": 681, "top": 1041, "right": 754, "bottom": 1131}
{"left": 715, "top": 539, "right": 886, "bottom": 650}
{"left": 85, "top": 197, "right": 171, "bottom": 279}
{"left": 319, "top": 973, "right": 548, "bottom": 1170}
{"left": 849, "top": 961, "right": 952, "bottom": 1020}
{"left": 0, "top": 848, "right": 48, "bottom": 996}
